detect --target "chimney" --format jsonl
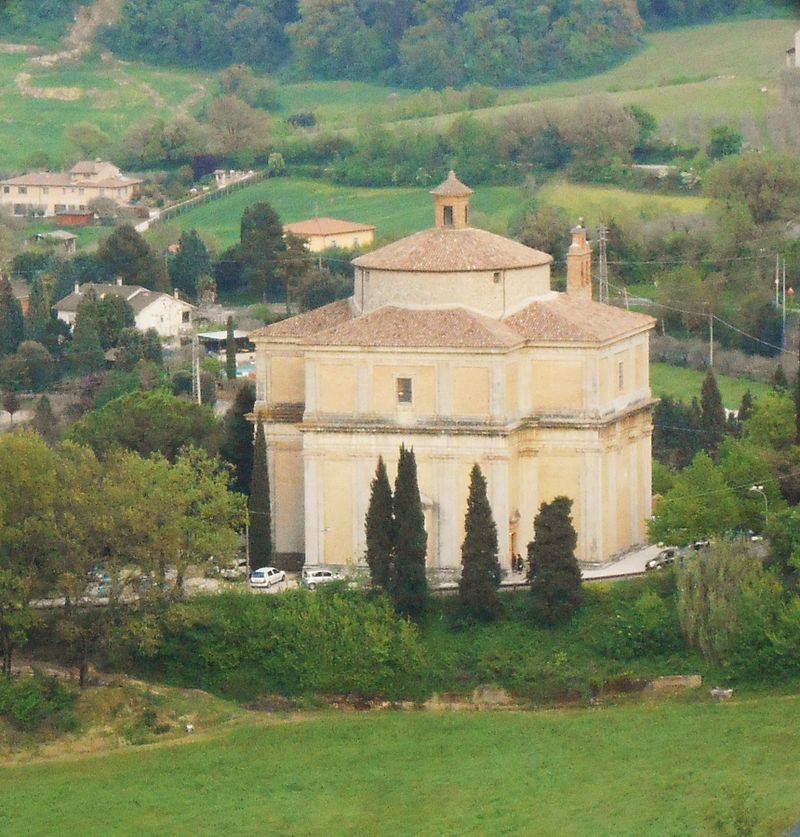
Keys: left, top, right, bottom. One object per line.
{"left": 173, "top": 288, "right": 179, "bottom": 299}
{"left": 566, "top": 221, "right": 592, "bottom": 301}
{"left": 116, "top": 276, "right": 123, "bottom": 286}
{"left": 74, "top": 282, "right": 81, "bottom": 295}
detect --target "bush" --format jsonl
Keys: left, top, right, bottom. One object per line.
{"left": 597, "top": 588, "right": 684, "bottom": 661}
{"left": 0, "top": 674, "right": 77, "bottom": 730}
{"left": 134, "top": 590, "right": 428, "bottom": 700}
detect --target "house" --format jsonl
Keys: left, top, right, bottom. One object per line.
{"left": 0, "top": 160, "right": 142, "bottom": 218}
{"left": 54, "top": 279, "right": 194, "bottom": 339}
{"left": 251, "top": 172, "right": 656, "bottom": 572}
{"left": 282, "top": 217, "right": 376, "bottom": 252}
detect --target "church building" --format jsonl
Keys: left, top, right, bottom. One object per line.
{"left": 250, "top": 172, "right": 656, "bottom": 571}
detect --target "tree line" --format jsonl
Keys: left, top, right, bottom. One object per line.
{"left": 90, "top": 0, "right": 786, "bottom": 88}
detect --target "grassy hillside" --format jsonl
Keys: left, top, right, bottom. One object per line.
{"left": 651, "top": 362, "right": 772, "bottom": 407}
{"left": 0, "top": 17, "right": 796, "bottom": 172}
{"left": 4, "top": 695, "right": 800, "bottom": 835}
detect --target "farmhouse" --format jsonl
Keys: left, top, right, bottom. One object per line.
{"left": 0, "top": 160, "right": 142, "bottom": 218}
{"left": 251, "top": 172, "right": 656, "bottom": 571}
{"left": 283, "top": 217, "right": 376, "bottom": 252}
{"left": 55, "top": 279, "right": 194, "bottom": 339}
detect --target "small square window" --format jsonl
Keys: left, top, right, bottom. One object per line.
{"left": 18, "top": 186, "right": 27, "bottom": 195}
{"left": 397, "top": 377, "right": 412, "bottom": 404}
{"left": 2, "top": 186, "right": 8, "bottom": 194}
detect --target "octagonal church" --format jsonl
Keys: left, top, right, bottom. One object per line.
{"left": 250, "top": 172, "right": 656, "bottom": 570}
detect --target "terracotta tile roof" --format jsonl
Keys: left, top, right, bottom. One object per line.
{"left": 311, "top": 306, "right": 520, "bottom": 349}
{"left": 430, "top": 170, "right": 474, "bottom": 197}
{"left": 505, "top": 294, "right": 655, "bottom": 342}
{"left": 283, "top": 217, "right": 375, "bottom": 237}
{"left": 55, "top": 283, "right": 193, "bottom": 315}
{"left": 352, "top": 227, "right": 552, "bottom": 272}
{"left": 250, "top": 298, "right": 357, "bottom": 340}
{"left": 1, "top": 172, "right": 73, "bottom": 187}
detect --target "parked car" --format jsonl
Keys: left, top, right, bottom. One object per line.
{"left": 691, "top": 539, "right": 712, "bottom": 550}
{"left": 249, "top": 566, "right": 285, "bottom": 588}
{"left": 645, "top": 547, "right": 678, "bottom": 571}
{"left": 301, "top": 567, "right": 342, "bottom": 590}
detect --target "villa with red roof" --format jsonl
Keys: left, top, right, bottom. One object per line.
{"left": 283, "top": 217, "right": 375, "bottom": 252}
{"left": 252, "top": 172, "right": 655, "bottom": 571}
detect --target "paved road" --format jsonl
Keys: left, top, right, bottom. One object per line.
{"left": 581, "top": 543, "right": 661, "bottom": 580}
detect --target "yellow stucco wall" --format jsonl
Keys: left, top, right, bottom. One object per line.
{"left": 452, "top": 366, "right": 489, "bottom": 415}
{"left": 532, "top": 359, "right": 583, "bottom": 410}
{"left": 270, "top": 355, "right": 304, "bottom": 403}
{"left": 318, "top": 363, "right": 356, "bottom": 413}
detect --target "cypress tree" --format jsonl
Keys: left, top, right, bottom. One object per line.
{"left": 248, "top": 420, "right": 272, "bottom": 570}
{"left": 365, "top": 456, "right": 394, "bottom": 591}
{"left": 220, "top": 380, "right": 255, "bottom": 494}
{"left": 527, "top": 496, "right": 582, "bottom": 625}
{"left": 225, "top": 315, "right": 237, "bottom": 381}
{"left": 773, "top": 364, "right": 788, "bottom": 392}
{"left": 31, "top": 394, "right": 59, "bottom": 444}
{"left": 795, "top": 351, "right": 800, "bottom": 446}
{"left": 25, "top": 276, "right": 50, "bottom": 341}
{"left": 0, "top": 277, "right": 23, "bottom": 356}
{"left": 458, "top": 463, "right": 502, "bottom": 621}
{"left": 391, "top": 444, "right": 427, "bottom": 618}
{"left": 699, "top": 370, "right": 726, "bottom": 457}
{"left": 739, "top": 389, "right": 754, "bottom": 424}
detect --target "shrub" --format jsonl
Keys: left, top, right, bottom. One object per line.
{"left": 0, "top": 674, "right": 77, "bottom": 730}
{"left": 135, "top": 590, "right": 428, "bottom": 700}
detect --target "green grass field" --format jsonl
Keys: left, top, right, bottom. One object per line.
{"left": 651, "top": 361, "right": 772, "bottom": 407}
{"left": 4, "top": 696, "right": 800, "bottom": 835}
{"left": 0, "top": 16, "right": 795, "bottom": 172}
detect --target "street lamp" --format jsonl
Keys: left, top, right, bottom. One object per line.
{"left": 749, "top": 484, "right": 768, "bottom": 529}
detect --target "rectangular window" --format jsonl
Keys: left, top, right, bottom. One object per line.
{"left": 443, "top": 205, "right": 454, "bottom": 226}
{"left": 618, "top": 361, "right": 624, "bottom": 391}
{"left": 396, "top": 377, "right": 413, "bottom": 404}
{"left": 42, "top": 187, "right": 48, "bottom": 195}
{"left": 2, "top": 186, "right": 8, "bottom": 194}
{"left": 18, "top": 186, "right": 27, "bottom": 195}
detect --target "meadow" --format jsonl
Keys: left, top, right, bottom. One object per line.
{"left": 4, "top": 695, "right": 800, "bottom": 835}
{"left": 651, "top": 362, "right": 772, "bottom": 407}
{"left": 0, "top": 16, "right": 795, "bottom": 172}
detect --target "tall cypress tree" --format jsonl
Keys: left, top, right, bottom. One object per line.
{"left": 0, "top": 277, "right": 23, "bottom": 356}
{"left": 391, "top": 445, "right": 427, "bottom": 618}
{"left": 700, "top": 370, "right": 726, "bottom": 457}
{"left": 458, "top": 463, "right": 502, "bottom": 621}
{"left": 25, "top": 275, "right": 50, "bottom": 341}
{"left": 220, "top": 380, "right": 255, "bottom": 494}
{"left": 365, "top": 456, "right": 394, "bottom": 591}
{"left": 527, "top": 496, "right": 582, "bottom": 625}
{"left": 248, "top": 420, "right": 272, "bottom": 570}
{"left": 739, "top": 389, "right": 754, "bottom": 424}
{"left": 795, "top": 351, "right": 800, "bottom": 446}
{"left": 225, "top": 315, "right": 237, "bottom": 381}
{"left": 31, "top": 395, "right": 59, "bottom": 445}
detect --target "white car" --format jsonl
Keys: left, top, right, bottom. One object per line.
{"left": 249, "top": 566, "right": 286, "bottom": 587}
{"left": 301, "top": 567, "right": 342, "bottom": 590}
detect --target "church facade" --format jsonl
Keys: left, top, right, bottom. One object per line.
{"left": 251, "top": 173, "right": 656, "bottom": 571}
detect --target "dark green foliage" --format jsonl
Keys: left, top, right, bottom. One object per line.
{"left": 391, "top": 445, "right": 427, "bottom": 619}
{"left": 706, "top": 125, "right": 743, "bottom": 159}
{"left": 115, "top": 328, "right": 163, "bottom": 372}
{"left": 96, "top": 225, "right": 169, "bottom": 291}
{"left": 168, "top": 229, "right": 212, "bottom": 300}
{"left": 64, "top": 315, "right": 104, "bottom": 375}
{"left": 25, "top": 276, "right": 50, "bottom": 342}
{"left": 239, "top": 202, "right": 286, "bottom": 299}
{"left": 652, "top": 395, "right": 703, "bottom": 469}
{"left": 131, "top": 590, "right": 426, "bottom": 699}
{"left": 102, "top": 0, "right": 295, "bottom": 72}
{"left": 296, "top": 266, "right": 353, "bottom": 312}
{"left": 220, "top": 381, "right": 256, "bottom": 494}
{"left": 700, "top": 370, "right": 726, "bottom": 456}
{"left": 527, "top": 496, "right": 582, "bottom": 626}
{"left": 68, "top": 389, "right": 222, "bottom": 461}
{"left": 773, "top": 364, "right": 788, "bottom": 392}
{"left": 31, "top": 395, "right": 59, "bottom": 444}
{"left": 365, "top": 456, "right": 394, "bottom": 591}
{"left": 0, "top": 674, "right": 76, "bottom": 730}
{"left": 458, "top": 464, "right": 502, "bottom": 621}
{"left": 739, "top": 389, "right": 754, "bottom": 424}
{"left": 0, "top": 277, "right": 24, "bottom": 356}
{"left": 248, "top": 421, "right": 272, "bottom": 568}
{"left": 225, "top": 316, "right": 236, "bottom": 381}
{"left": 71, "top": 289, "right": 136, "bottom": 352}
{"left": 0, "top": 341, "right": 56, "bottom": 392}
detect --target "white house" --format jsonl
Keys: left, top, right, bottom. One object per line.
{"left": 54, "top": 279, "right": 194, "bottom": 339}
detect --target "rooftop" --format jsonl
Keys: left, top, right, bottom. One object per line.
{"left": 283, "top": 217, "right": 376, "bottom": 237}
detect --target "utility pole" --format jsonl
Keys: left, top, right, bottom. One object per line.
{"left": 709, "top": 311, "right": 714, "bottom": 369}
{"left": 191, "top": 331, "right": 202, "bottom": 405}
{"left": 597, "top": 223, "right": 609, "bottom": 305}
{"left": 782, "top": 255, "right": 787, "bottom": 354}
